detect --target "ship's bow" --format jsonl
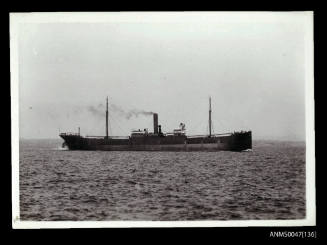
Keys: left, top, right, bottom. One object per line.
{"left": 59, "top": 133, "right": 83, "bottom": 150}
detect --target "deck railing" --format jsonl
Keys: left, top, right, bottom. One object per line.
{"left": 85, "top": 135, "right": 130, "bottom": 139}
{"left": 187, "top": 133, "right": 232, "bottom": 138}
{"left": 59, "top": 132, "right": 80, "bottom": 136}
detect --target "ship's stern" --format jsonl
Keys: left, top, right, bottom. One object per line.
{"left": 232, "top": 131, "right": 252, "bottom": 151}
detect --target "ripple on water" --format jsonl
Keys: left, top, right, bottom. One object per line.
{"left": 19, "top": 139, "right": 306, "bottom": 221}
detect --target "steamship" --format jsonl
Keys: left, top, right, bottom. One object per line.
{"left": 60, "top": 97, "right": 252, "bottom": 151}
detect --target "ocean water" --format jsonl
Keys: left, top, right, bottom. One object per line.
{"left": 19, "top": 139, "right": 305, "bottom": 221}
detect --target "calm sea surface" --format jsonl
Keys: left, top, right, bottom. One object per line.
{"left": 19, "top": 139, "right": 305, "bottom": 221}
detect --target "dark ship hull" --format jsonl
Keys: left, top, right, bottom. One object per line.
{"left": 60, "top": 131, "right": 252, "bottom": 152}
{"left": 59, "top": 97, "right": 252, "bottom": 152}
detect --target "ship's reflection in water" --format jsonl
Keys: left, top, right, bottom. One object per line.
{"left": 19, "top": 139, "right": 305, "bottom": 221}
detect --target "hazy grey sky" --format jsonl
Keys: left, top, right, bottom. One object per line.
{"left": 16, "top": 13, "right": 311, "bottom": 140}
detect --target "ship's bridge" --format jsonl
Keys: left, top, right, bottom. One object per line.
{"left": 131, "top": 128, "right": 148, "bottom": 137}
{"left": 172, "top": 123, "right": 186, "bottom": 136}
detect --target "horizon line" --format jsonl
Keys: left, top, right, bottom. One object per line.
{"left": 18, "top": 137, "right": 306, "bottom": 143}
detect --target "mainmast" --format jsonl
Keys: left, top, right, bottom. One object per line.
{"left": 209, "top": 96, "right": 212, "bottom": 137}
{"left": 106, "top": 96, "right": 109, "bottom": 139}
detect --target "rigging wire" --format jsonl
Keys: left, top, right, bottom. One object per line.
{"left": 191, "top": 118, "right": 207, "bottom": 134}
{"left": 106, "top": 98, "right": 146, "bottom": 135}
{"left": 108, "top": 116, "right": 113, "bottom": 136}
{"left": 185, "top": 109, "right": 208, "bottom": 135}
{"left": 206, "top": 123, "right": 209, "bottom": 135}
{"left": 212, "top": 110, "right": 226, "bottom": 134}
{"left": 108, "top": 110, "right": 130, "bottom": 136}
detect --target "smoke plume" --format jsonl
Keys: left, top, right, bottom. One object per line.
{"left": 86, "top": 103, "right": 154, "bottom": 119}
{"left": 110, "top": 104, "right": 154, "bottom": 119}
{"left": 87, "top": 105, "right": 105, "bottom": 117}
{"left": 125, "top": 109, "right": 154, "bottom": 119}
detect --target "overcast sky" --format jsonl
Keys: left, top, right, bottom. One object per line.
{"left": 16, "top": 12, "right": 311, "bottom": 140}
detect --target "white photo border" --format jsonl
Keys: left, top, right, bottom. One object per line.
{"left": 10, "top": 11, "right": 316, "bottom": 229}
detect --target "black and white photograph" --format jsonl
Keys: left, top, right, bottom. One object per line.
{"left": 10, "top": 12, "right": 315, "bottom": 228}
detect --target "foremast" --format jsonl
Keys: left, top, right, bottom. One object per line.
{"left": 105, "top": 96, "right": 109, "bottom": 139}
{"left": 209, "top": 96, "right": 212, "bottom": 137}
